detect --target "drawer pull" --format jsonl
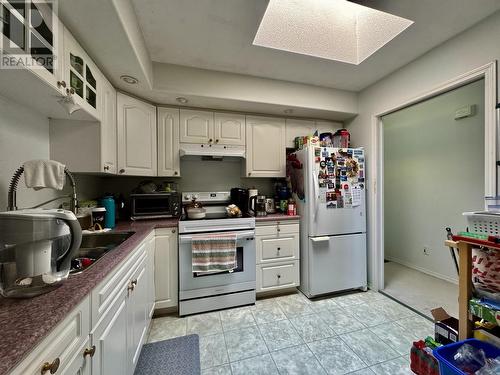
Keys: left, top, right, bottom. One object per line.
{"left": 128, "top": 281, "right": 135, "bottom": 292}
{"left": 277, "top": 247, "right": 281, "bottom": 251}
{"left": 41, "top": 358, "right": 60, "bottom": 374}
{"left": 83, "top": 345, "right": 96, "bottom": 358}
{"left": 277, "top": 274, "right": 281, "bottom": 279}
{"left": 132, "top": 279, "right": 138, "bottom": 286}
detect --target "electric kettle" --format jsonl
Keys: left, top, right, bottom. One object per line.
{"left": 0, "top": 209, "right": 82, "bottom": 298}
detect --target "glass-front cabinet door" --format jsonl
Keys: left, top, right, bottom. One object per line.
{"left": 0, "top": 0, "right": 63, "bottom": 89}
{"left": 63, "top": 26, "right": 100, "bottom": 119}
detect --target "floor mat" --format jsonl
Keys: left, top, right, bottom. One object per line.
{"left": 134, "top": 334, "right": 200, "bottom": 375}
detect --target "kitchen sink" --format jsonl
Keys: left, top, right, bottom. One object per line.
{"left": 70, "top": 231, "right": 135, "bottom": 274}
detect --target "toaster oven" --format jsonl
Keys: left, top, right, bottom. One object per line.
{"left": 130, "top": 192, "right": 181, "bottom": 220}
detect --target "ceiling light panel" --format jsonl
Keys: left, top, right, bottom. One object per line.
{"left": 253, "top": 0, "right": 413, "bottom": 65}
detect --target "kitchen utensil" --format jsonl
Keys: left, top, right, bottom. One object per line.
{"left": 230, "top": 188, "right": 249, "bottom": 214}
{"left": 0, "top": 209, "right": 82, "bottom": 298}
{"left": 186, "top": 207, "right": 206, "bottom": 219}
{"left": 185, "top": 197, "right": 206, "bottom": 219}
{"left": 248, "top": 188, "right": 258, "bottom": 212}
{"left": 265, "top": 198, "right": 276, "bottom": 213}
{"left": 249, "top": 195, "right": 267, "bottom": 217}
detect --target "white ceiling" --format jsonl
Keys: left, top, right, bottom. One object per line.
{"left": 131, "top": 0, "right": 500, "bottom": 91}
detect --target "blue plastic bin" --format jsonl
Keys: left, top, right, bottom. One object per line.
{"left": 433, "top": 338, "right": 500, "bottom": 375}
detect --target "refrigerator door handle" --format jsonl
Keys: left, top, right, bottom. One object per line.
{"left": 311, "top": 236, "right": 330, "bottom": 242}
{"left": 312, "top": 171, "right": 319, "bottom": 222}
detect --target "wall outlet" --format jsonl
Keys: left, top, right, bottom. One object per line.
{"left": 423, "top": 246, "right": 431, "bottom": 256}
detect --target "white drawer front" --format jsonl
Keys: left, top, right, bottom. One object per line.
{"left": 259, "top": 236, "right": 298, "bottom": 263}
{"left": 257, "top": 261, "right": 299, "bottom": 292}
{"left": 256, "top": 223, "right": 299, "bottom": 237}
{"left": 91, "top": 240, "right": 147, "bottom": 326}
{"left": 11, "top": 296, "right": 90, "bottom": 375}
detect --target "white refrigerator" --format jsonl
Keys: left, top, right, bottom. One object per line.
{"left": 290, "top": 146, "right": 367, "bottom": 298}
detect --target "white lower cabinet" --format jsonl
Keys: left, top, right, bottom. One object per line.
{"left": 12, "top": 232, "right": 157, "bottom": 375}
{"left": 154, "top": 228, "right": 178, "bottom": 309}
{"left": 91, "top": 290, "right": 128, "bottom": 375}
{"left": 256, "top": 221, "right": 300, "bottom": 294}
{"left": 10, "top": 296, "right": 91, "bottom": 375}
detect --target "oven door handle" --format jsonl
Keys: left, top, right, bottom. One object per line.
{"left": 179, "top": 231, "right": 255, "bottom": 244}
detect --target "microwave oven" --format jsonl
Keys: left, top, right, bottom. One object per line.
{"left": 130, "top": 192, "right": 181, "bottom": 220}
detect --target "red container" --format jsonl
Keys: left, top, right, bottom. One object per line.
{"left": 410, "top": 341, "right": 440, "bottom": 375}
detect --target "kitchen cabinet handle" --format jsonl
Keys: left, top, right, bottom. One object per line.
{"left": 119, "top": 169, "right": 125, "bottom": 174}
{"left": 248, "top": 172, "right": 251, "bottom": 176}
{"left": 83, "top": 345, "right": 96, "bottom": 358}
{"left": 277, "top": 274, "right": 281, "bottom": 279}
{"left": 215, "top": 139, "right": 219, "bottom": 143}
{"left": 277, "top": 247, "right": 281, "bottom": 251}
{"left": 128, "top": 281, "right": 135, "bottom": 292}
{"left": 174, "top": 171, "right": 178, "bottom": 175}
{"left": 103, "top": 165, "right": 110, "bottom": 171}
{"left": 41, "top": 358, "right": 60, "bottom": 374}
{"left": 57, "top": 81, "right": 66, "bottom": 89}
{"left": 172, "top": 229, "right": 176, "bottom": 233}
{"left": 132, "top": 279, "right": 138, "bottom": 286}
{"left": 209, "top": 138, "right": 213, "bottom": 143}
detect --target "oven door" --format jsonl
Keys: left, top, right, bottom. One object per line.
{"left": 179, "top": 230, "right": 256, "bottom": 299}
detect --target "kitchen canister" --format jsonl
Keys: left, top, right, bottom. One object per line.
{"left": 100, "top": 196, "right": 116, "bottom": 229}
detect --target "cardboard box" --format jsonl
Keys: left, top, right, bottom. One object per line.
{"left": 431, "top": 307, "right": 459, "bottom": 345}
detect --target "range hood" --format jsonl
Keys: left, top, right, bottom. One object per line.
{"left": 179, "top": 143, "right": 246, "bottom": 158}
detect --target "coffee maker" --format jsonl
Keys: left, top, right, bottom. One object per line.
{"left": 230, "top": 188, "right": 249, "bottom": 214}
{"left": 249, "top": 195, "right": 267, "bottom": 217}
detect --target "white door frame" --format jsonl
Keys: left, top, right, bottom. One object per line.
{"left": 370, "top": 61, "right": 497, "bottom": 291}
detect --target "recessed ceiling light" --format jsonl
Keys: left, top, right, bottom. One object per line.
{"left": 253, "top": 0, "right": 413, "bottom": 65}
{"left": 176, "top": 97, "right": 188, "bottom": 104}
{"left": 284, "top": 109, "right": 294, "bottom": 114}
{"left": 120, "top": 75, "right": 139, "bottom": 84}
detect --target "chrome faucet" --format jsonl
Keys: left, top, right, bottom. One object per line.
{"left": 7, "top": 166, "right": 78, "bottom": 214}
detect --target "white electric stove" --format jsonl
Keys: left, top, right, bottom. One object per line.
{"left": 178, "top": 191, "right": 256, "bottom": 316}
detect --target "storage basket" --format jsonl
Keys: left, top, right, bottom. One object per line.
{"left": 463, "top": 212, "right": 500, "bottom": 236}
{"left": 433, "top": 338, "right": 500, "bottom": 375}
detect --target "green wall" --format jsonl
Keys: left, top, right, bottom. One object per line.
{"left": 383, "top": 79, "right": 485, "bottom": 282}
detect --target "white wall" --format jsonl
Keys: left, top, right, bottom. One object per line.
{"left": 347, "top": 10, "right": 500, "bottom": 287}
{"left": 383, "top": 80, "right": 484, "bottom": 283}
{"left": 0, "top": 95, "right": 58, "bottom": 210}
{"left": 0, "top": 95, "right": 103, "bottom": 210}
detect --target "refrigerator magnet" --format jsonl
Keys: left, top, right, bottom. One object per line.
{"left": 315, "top": 148, "right": 321, "bottom": 157}
{"left": 326, "top": 202, "right": 336, "bottom": 209}
{"left": 320, "top": 161, "right": 326, "bottom": 168}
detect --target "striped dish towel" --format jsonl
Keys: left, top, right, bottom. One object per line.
{"left": 192, "top": 232, "right": 237, "bottom": 273}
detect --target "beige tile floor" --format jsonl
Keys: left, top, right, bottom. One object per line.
{"left": 147, "top": 290, "right": 434, "bottom": 374}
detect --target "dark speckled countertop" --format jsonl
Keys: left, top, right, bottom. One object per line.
{"left": 0, "top": 214, "right": 299, "bottom": 374}
{"left": 0, "top": 218, "right": 178, "bottom": 375}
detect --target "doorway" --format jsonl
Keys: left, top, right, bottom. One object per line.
{"left": 380, "top": 80, "right": 486, "bottom": 317}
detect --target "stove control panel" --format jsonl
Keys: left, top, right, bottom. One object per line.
{"left": 181, "top": 191, "right": 231, "bottom": 204}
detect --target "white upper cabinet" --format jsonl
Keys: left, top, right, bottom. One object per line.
{"left": 62, "top": 27, "right": 101, "bottom": 119}
{"left": 0, "top": 2, "right": 64, "bottom": 91}
{"left": 214, "top": 113, "right": 246, "bottom": 145}
{"left": 158, "top": 107, "right": 180, "bottom": 177}
{"left": 180, "top": 109, "right": 214, "bottom": 144}
{"left": 100, "top": 76, "right": 117, "bottom": 174}
{"left": 245, "top": 116, "right": 286, "bottom": 178}
{"left": 285, "top": 119, "right": 316, "bottom": 148}
{"left": 49, "top": 75, "right": 116, "bottom": 174}
{"left": 117, "top": 93, "right": 157, "bottom": 176}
